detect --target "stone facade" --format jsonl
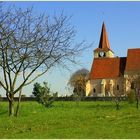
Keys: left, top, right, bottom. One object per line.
{"left": 86, "top": 77, "right": 126, "bottom": 97}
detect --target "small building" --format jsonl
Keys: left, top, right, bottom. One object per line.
{"left": 86, "top": 22, "right": 140, "bottom": 97}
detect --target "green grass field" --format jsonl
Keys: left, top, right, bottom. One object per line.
{"left": 0, "top": 101, "right": 140, "bottom": 139}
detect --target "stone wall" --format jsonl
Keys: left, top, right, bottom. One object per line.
{"left": 86, "top": 77, "right": 126, "bottom": 97}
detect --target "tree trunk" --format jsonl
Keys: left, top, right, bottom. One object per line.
{"left": 116, "top": 102, "right": 120, "bottom": 110}
{"left": 136, "top": 98, "right": 139, "bottom": 109}
{"left": 15, "top": 89, "right": 22, "bottom": 117}
{"left": 115, "top": 97, "right": 120, "bottom": 110}
{"left": 9, "top": 94, "right": 14, "bottom": 116}
{"left": 135, "top": 88, "right": 139, "bottom": 109}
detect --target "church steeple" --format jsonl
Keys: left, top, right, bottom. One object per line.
{"left": 94, "top": 22, "right": 114, "bottom": 58}
{"left": 98, "top": 22, "right": 110, "bottom": 50}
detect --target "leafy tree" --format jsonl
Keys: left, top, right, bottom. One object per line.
{"left": 68, "top": 68, "right": 89, "bottom": 97}
{"left": 0, "top": 4, "right": 89, "bottom": 116}
{"left": 32, "top": 82, "right": 55, "bottom": 107}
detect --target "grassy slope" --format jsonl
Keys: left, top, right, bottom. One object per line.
{"left": 0, "top": 101, "right": 140, "bottom": 139}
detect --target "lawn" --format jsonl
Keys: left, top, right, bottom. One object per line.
{"left": 0, "top": 101, "right": 140, "bottom": 139}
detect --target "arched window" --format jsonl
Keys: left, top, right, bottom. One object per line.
{"left": 117, "top": 85, "right": 119, "bottom": 90}
{"left": 93, "top": 88, "right": 96, "bottom": 93}
{"left": 131, "top": 82, "right": 135, "bottom": 89}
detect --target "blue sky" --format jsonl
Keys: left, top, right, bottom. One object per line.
{"left": 1, "top": 1, "right": 140, "bottom": 96}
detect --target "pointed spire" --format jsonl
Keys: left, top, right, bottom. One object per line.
{"left": 98, "top": 22, "right": 110, "bottom": 50}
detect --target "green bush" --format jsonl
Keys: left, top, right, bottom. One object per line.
{"left": 32, "top": 82, "right": 55, "bottom": 107}
{"left": 127, "top": 89, "right": 136, "bottom": 103}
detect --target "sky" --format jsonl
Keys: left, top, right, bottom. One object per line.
{"left": 1, "top": 1, "right": 140, "bottom": 97}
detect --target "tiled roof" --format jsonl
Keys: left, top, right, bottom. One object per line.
{"left": 89, "top": 57, "right": 126, "bottom": 80}
{"left": 125, "top": 48, "right": 140, "bottom": 72}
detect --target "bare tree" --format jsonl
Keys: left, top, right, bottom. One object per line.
{"left": 0, "top": 5, "right": 89, "bottom": 116}
{"left": 68, "top": 68, "right": 89, "bottom": 97}
{"left": 125, "top": 72, "right": 140, "bottom": 109}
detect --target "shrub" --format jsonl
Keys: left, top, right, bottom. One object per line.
{"left": 32, "top": 82, "right": 56, "bottom": 107}
{"left": 127, "top": 89, "right": 136, "bottom": 103}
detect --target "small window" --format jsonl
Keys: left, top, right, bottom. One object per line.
{"left": 93, "top": 88, "right": 96, "bottom": 93}
{"left": 117, "top": 85, "right": 119, "bottom": 90}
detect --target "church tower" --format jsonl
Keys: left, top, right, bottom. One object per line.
{"left": 94, "top": 22, "right": 114, "bottom": 58}
{"left": 86, "top": 22, "right": 139, "bottom": 97}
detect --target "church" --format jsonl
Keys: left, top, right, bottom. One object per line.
{"left": 86, "top": 22, "right": 140, "bottom": 97}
